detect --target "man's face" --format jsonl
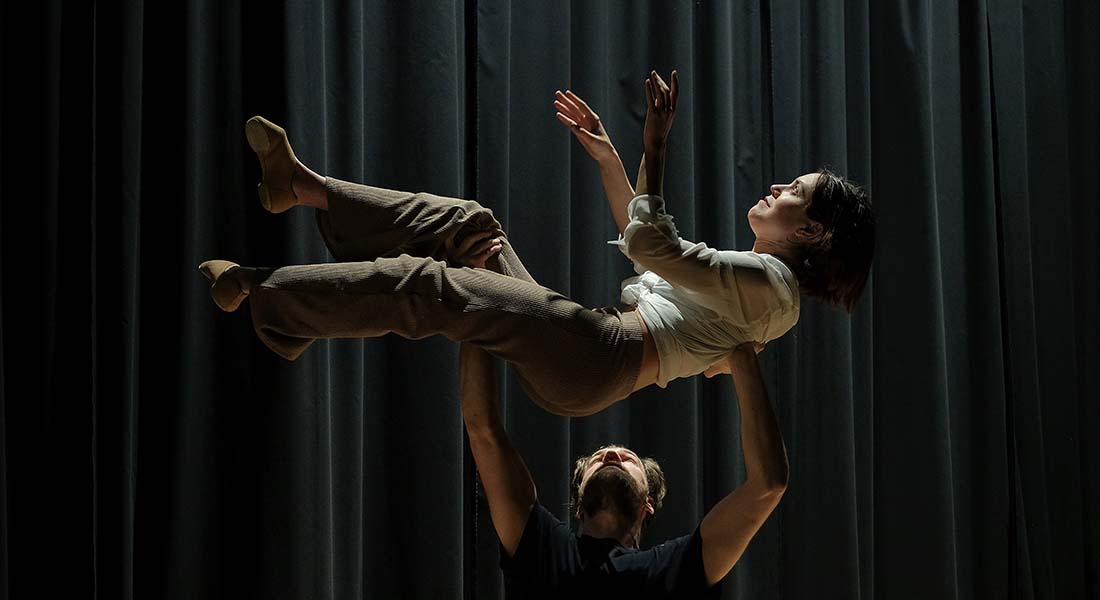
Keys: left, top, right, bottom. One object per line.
{"left": 576, "top": 447, "right": 652, "bottom": 522}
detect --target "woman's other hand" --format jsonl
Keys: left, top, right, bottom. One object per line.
{"left": 449, "top": 229, "right": 505, "bottom": 269}
{"left": 643, "top": 70, "right": 678, "bottom": 153}
{"left": 555, "top": 89, "right": 618, "bottom": 162}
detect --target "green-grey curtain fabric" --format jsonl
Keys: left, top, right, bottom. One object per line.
{"left": 1, "top": 1, "right": 1096, "bottom": 598}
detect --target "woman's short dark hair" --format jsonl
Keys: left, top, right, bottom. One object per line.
{"left": 568, "top": 445, "right": 667, "bottom": 527}
{"left": 797, "top": 167, "right": 876, "bottom": 312}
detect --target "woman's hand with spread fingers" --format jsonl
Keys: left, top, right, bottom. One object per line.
{"left": 554, "top": 89, "right": 619, "bottom": 163}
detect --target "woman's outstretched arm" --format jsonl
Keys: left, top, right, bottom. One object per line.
{"left": 595, "top": 153, "right": 636, "bottom": 235}
{"left": 555, "top": 89, "right": 635, "bottom": 234}
{"left": 638, "top": 70, "right": 678, "bottom": 198}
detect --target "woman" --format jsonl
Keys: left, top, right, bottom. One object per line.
{"left": 200, "top": 70, "right": 874, "bottom": 416}
{"left": 553, "top": 71, "right": 874, "bottom": 381}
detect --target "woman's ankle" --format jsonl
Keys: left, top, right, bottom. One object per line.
{"left": 229, "top": 265, "right": 260, "bottom": 293}
{"left": 292, "top": 163, "right": 328, "bottom": 210}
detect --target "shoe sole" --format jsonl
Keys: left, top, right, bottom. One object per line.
{"left": 256, "top": 182, "right": 278, "bottom": 213}
{"left": 245, "top": 116, "right": 277, "bottom": 153}
{"left": 245, "top": 117, "right": 294, "bottom": 214}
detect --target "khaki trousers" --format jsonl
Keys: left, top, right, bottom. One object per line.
{"left": 246, "top": 178, "right": 644, "bottom": 416}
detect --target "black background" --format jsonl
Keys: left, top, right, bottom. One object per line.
{"left": 1, "top": 1, "right": 1096, "bottom": 598}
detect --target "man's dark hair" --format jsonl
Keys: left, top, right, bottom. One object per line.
{"left": 796, "top": 167, "right": 876, "bottom": 313}
{"left": 568, "top": 445, "right": 667, "bottom": 527}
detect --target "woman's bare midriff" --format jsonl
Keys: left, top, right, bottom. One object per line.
{"left": 628, "top": 309, "right": 661, "bottom": 392}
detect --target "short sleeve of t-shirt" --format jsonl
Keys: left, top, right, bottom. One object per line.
{"left": 499, "top": 503, "right": 578, "bottom": 594}
{"left": 639, "top": 527, "right": 721, "bottom": 599}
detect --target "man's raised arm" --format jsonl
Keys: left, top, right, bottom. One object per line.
{"left": 459, "top": 344, "right": 537, "bottom": 557}
{"left": 698, "top": 345, "right": 789, "bottom": 586}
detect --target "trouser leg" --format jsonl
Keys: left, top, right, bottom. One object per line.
{"left": 315, "top": 177, "right": 537, "bottom": 284}
{"left": 247, "top": 255, "right": 642, "bottom": 416}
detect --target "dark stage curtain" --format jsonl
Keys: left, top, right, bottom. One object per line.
{"left": 1, "top": 1, "right": 1096, "bottom": 598}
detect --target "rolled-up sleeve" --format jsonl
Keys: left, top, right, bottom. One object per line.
{"left": 608, "top": 195, "right": 777, "bottom": 305}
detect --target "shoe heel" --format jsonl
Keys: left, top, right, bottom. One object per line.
{"left": 257, "top": 182, "right": 293, "bottom": 214}
{"left": 257, "top": 182, "right": 274, "bottom": 213}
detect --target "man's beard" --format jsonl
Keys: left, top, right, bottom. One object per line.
{"left": 579, "top": 465, "right": 646, "bottom": 523}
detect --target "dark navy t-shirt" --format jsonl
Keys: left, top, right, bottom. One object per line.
{"left": 500, "top": 502, "right": 721, "bottom": 599}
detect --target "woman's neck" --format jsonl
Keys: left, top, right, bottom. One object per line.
{"left": 752, "top": 238, "right": 801, "bottom": 270}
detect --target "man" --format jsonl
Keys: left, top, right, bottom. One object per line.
{"left": 459, "top": 342, "right": 789, "bottom": 598}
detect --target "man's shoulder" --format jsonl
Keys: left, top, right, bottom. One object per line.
{"left": 500, "top": 501, "right": 577, "bottom": 570}
{"left": 500, "top": 502, "right": 584, "bottom": 597}
{"left": 620, "top": 526, "right": 720, "bottom": 598}
{"left": 527, "top": 501, "right": 571, "bottom": 533}
{"left": 617, "top": 530, "right": 697, "bottom": 570}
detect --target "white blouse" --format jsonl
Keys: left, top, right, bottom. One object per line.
{"left": 608, "top": 195, "right": 800, "bottom": 388}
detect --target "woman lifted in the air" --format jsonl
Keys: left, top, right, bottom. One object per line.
{"left": 199, "top": 70, "right": 875, "bottom": 416}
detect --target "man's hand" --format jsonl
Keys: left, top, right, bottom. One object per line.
{"left": 448, "top": 229, "right": 505, "bottom": 269}
{"left": 555, "top": 89, "right": 619, "bottom": 163}
{"left": 643, "top": 70, "right": 678, "bottom": 153}
{"left": 702, "top": 342, "right": 766, "bottom": 379}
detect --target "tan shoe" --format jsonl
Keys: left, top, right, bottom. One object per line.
{"left": 245, "top": 116, "right": 299, "bottom": 213}
{"left": 198, "top": 260, "right": 247, "bottom": 312}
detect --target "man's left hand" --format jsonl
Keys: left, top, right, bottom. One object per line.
{"left": 703, "top": 342, "right": 766, "bottom": 379}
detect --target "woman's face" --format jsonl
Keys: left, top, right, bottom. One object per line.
{"left": 748, "top": 173, "right": 821, "bottom": 243}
